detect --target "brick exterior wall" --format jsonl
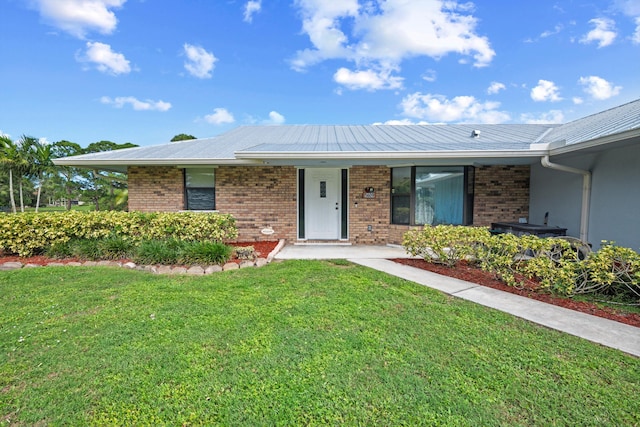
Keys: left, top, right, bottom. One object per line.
{"left": 215, "top": 166, "right": 298, "bottom": 242}
{"left": 473, "top": 165, "right": 530, "bottom": 226}
{"left": 127, "top": 164, "right": 530, "bottom": 245}
{"left": 348, "top": 166, "right": 390, "bottom": 244}
{"left": 128, "top": 166, "right": 184, "bottom": 212}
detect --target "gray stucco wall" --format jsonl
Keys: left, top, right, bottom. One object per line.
{"left": 530, "top": 142, "right": 640, "bottom": 251}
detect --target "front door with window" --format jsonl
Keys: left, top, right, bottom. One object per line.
{"left": 305, "top": 169, "right": 341, "bottom": 239}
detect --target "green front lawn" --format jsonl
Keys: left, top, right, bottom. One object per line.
{"left": 1, "top": 261, "right": 638, "bottom": 425}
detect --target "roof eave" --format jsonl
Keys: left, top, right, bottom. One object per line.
{"left": 549, "top": 127, "right": 640, "bottom": 156}
{"left": 52, "top": 158, "right": 263, "bottom": 167}
{"left": 234, "top": 150, "right": 549, "bottom": 160}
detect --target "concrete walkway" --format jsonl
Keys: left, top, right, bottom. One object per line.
{"left": 275, "top": 245, "right": 640, "bottom": 357}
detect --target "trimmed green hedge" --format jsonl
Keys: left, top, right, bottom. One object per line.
{"left": 0, "top": 211, "right": 238, "bottom": 256}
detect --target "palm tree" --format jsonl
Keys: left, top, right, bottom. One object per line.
{"left": 0, "top": 135, "right": 23, "bottom": 213}
{"left": 32, "top": 140, "right": 54, "bottom": 212}
{"left": 16, "top": 136, "right": 38, "bottom": 212}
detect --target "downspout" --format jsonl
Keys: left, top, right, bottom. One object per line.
{"left": 541, "top": 155, "right": 591, "bottom": 242}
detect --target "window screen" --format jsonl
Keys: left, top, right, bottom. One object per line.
{"left": 185, "top": 169, "right": 215, "bottom": 210}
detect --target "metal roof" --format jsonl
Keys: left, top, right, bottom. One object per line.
{"left": 543, "top": 98, "right": 640, "bottom": 146}
{"left": 53, "top": 98, "right": 640, "bottom": 171}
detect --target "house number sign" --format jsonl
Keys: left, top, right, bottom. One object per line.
{"left": 363, "top": 187, "right": 375, "bottom": 199}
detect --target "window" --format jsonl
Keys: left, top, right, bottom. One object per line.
{"left": 391, "top": 166, "right": 473, "bottom": 225}
{"left": 185, "top": 168, "right": 215, "bottom": 210}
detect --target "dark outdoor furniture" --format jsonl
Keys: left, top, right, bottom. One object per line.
{"left": 490, "top": 222, "right": 567, "bottom": 238}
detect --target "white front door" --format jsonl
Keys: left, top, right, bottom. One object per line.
{"left": 305, "top": 168, "right": 341, "bottom": 240}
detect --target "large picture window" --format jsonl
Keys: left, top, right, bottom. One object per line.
{"left": 391, "top": 166, "right": 473, "bottom": 226}
{"left": 185, "top": 168, "right": 215, "bottom": 210}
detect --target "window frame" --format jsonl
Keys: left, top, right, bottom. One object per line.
{"left": 184, "top": 168, "right": 216, "bottom": 211}
{"left": 390, "top": 166, "right": 474, "bottom": 226}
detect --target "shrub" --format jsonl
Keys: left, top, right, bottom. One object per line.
{"left": 403, "top": 225, "right": 490, "bottom": 267}
{"left": 403, "top": 226, "right": 640, "bottom": 303}
{"left": 577, "top": 241, "right": 640, "bottom": 299}
{"left": 70, "top": 239, "right": 105, "bottom": 260}
{"left": 99, "top": 236, "right": 136, "bottom": 260}
{"left": 0, "top": 211, "right": 237, "bottom": 256}
{"left": 45, "top": 241, "right": 74, "bottom": 259}
{"left": 180, "top": 241, "right": 232, "bottom": 265}
{"left": 134, "top": 239, "right": 185, "bottom": 265}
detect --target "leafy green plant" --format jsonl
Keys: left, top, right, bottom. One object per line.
{"left": 402, "top": 226, "right": 640, "bottom": 303}
{"left": 99, "top": 236, "right": 136, "bottom": 260}
{"left": 70, "top": 239, "right": 104, "bottom": 260}
{"left": 0, "top": 211, "right": 237, "bottom": 256}
{"left": 133, "top": 239, "right": 185, "bottom": 265}
{"left": 180, "top": 241, "right": 232, "bottom": 265}
{"left": 403, "top": 224, "right": 490, "bottom": 267}
{"left": 578, "top": 241, "right": 640, "bottom": 299}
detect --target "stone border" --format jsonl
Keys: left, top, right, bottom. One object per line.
{"left": 0, "top": 239, "right": 286, "bottom": 276}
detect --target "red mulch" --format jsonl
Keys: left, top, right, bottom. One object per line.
{"left": 392, "top": 258, "right": 640, "bottom": 328}
{"left": 0, "top": 241, "right": 280, "bottom": 266}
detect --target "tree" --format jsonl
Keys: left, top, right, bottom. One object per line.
{"left": 171, "top": 133, "right": 196, "bottom": 142}
{"left": 16, "top": 136, "right": 38, "bottom": 212}
{"left": 51, "top": 140, "right": 84, "bottom": 210}
{"left": 32, "top": 140, "right": 54, "bottom": 212}
{"left": 0, "top": 136, "right": 17, "bottom": 213}
{"left": 81, "top": 141, "right": 138, "bottom": 211}
{"left": 0, "top": 135, "right": 32, "bottom": 213}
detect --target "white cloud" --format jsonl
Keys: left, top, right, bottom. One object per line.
{"left": 573, "top": 97, "right": 584, "bottom": 104}
{"left": 77, "top": 42, "right": 131, "bottom": 75}
{"left": 0, "top": 130, "right": 11, "bottom": 138}
{"left": 290, "top": 0, "right": 495, "bottom": 87}
{"left": 530, "top": 79, "right": 562, "bottom": 102}
{"left": 266, "top": 111, "right": 286, "bottom": 124}
{"left": 372, "top": 119, "right": 429, "bottom": 125}
{"left": 31, "top": 0, "right": 126, "bottom": 38}
{"left": 100, "top": 96, "right": 171, "bottom": 111}
{"left": 633, "top": 17, "right": 640, "bottom": 43}
{"left": 244, "top": 0, "right": 262, "bottom": 23}
{"left": 580, "top": 18, "right": 617, "bottom": 47}
{"left": 487, "top": 81, "right": 505, "bottom": 95}
{"left": 183, "top": 44, "right": 217, "bottom": 79}
{"left": 616, "top": 0, "right": 640, "bottom": 15}
{"left": 421, "top": 69, "right": 437, "bottom": 82}
{"left": 578, "top": 75, "right": 622, "bottom": 100}
{"left": 399, "top": 93, "right": 510, "bottom": 123}
{"left": 540, "top": 24, "right": 564, "bottom": 38}
{"left": 614, "top": 1, "right": 640, "bottom": 43}
{"left": 204, "top": 108, "right": 235, "bottom": 125}
{"left": 521, "top": 110, "right": 565, "bottom": 124}
{"left": 333, "top": 67, "right": 403, "bottom": 91}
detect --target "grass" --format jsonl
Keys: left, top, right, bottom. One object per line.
{"left": 23, "top": 204, "right": 96, "bottom": 212}
{"left": 1, "top": 261, "right": 639, "bottom": 426}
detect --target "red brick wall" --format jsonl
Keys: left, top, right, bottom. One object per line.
{"left": 387, "top": 165, "right": 530, "bottom": 244}
{"left": 127, "top": 164, "right": 530, "bottom": 244}
{"left": 348, "top": 166, "right": 390, "bottom": 244}
{"left": 128, "top": 166, "right": 184, "bottom": 212}
{"left": 473, "top": 165, "right": 530, "bottom": 226}
{"left": 215, "top": 166, "right": 298, "bottom": 242}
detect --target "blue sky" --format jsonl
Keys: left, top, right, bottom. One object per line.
{"left": 1, "top": 0, "right": 639, "bottom": 147}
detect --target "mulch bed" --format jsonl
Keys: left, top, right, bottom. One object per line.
{"left": 392, "top": 258, "right": 640, "bottom": 328}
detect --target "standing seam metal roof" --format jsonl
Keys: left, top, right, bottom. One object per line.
{"left": 53, "top": 99, "right": 640, "bottom": 165}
